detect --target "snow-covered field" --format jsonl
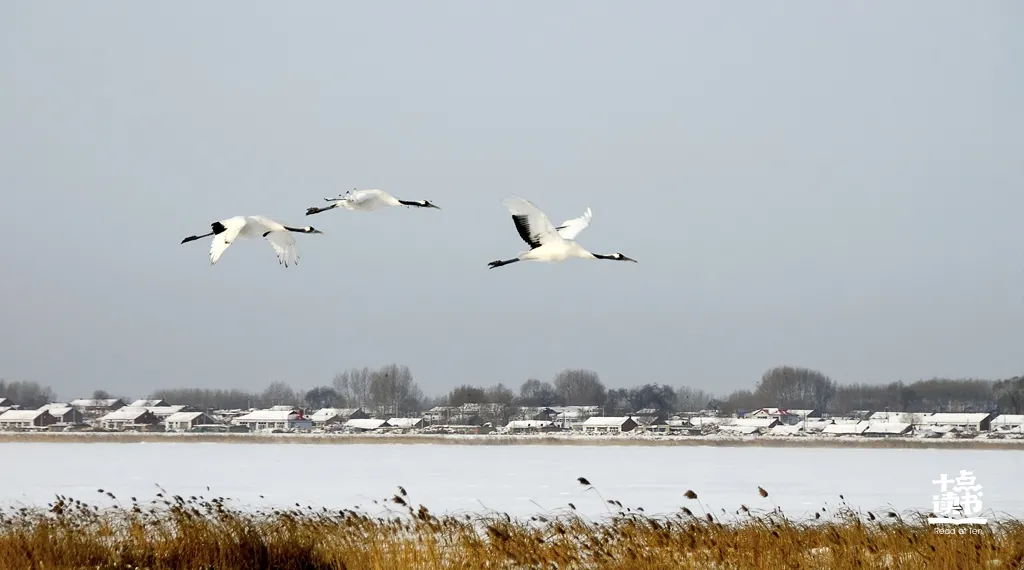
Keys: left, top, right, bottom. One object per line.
{"left": 2, "top": 441, "right": 1020, "bottom": 521}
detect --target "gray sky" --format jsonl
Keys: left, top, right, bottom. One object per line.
{"left": 2, "top": 2, "right": 1022, "bottom": 401}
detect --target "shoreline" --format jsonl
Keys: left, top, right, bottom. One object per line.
{"left": 2, "top": 431, "right": 1023, "bottom": 450}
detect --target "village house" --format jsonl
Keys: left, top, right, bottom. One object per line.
{"left": 0, "top": 397, "right": 13, "bottom": 410}
{"left": 345, "top": 418, "right": 388, "bottom": 432}
{"left": 823, "top": 421, "right": 869, "bottom": 436}
{"left": 868, "top": 411, "right": 921, "bottom": 425}
{"left": 164, "top": 411, "right": 216, "bottom": 431}
{"left": 145, "top": 405, "right": 190, "bottom": 420}
{"left": 990, "top": 414, "right": 1024, "bottom": 431}
{"left": 232, "top": 409, "right": 313, "bottom": 431}
{"left": 917, "top": 413, "right": 993, "bottom": 432}
{"left": 580, "top": 416, "right": 638, "bottom": 433}
{"left": 310, "top": 407, "right": 369, "bottom": 427}
{"left": 0, "top": 409, "right": 59, "bottom": 429}
{"left": 631, "top": 408, "right": 669, "bottom": 426}
{"left": 38, "top": 404, "right": 84, "bottom": 425}
{"left": 745, "top": 408, "right": 805, "bottom": 425}
{"left": 505, "top": 420, "right": 559, "bottom": 434}
{"left": 98, "top": 407, "right": 161, "bottom": 430}
{"left": 70, "top": 399, "right": 126, "bottom": 415}
{"left": 386, "top": 417, "right": 425, "bottom": 429}
{"left": 862, "top": 422, "right": 913, "bottom": 437}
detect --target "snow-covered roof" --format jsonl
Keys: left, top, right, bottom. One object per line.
{"left": 718, "top": 425, "right": 760, "bottom": 435}
{"left": 70, "top": 398, "right": 123, "bottom": 408}
{"left": 235, "top": 410, "right": 300, "bottom": 421}
{"left": 0, "top": 409, "right": 47, "bottom": 421}
{"left": 768, "top": 425, "right": 801, "bottom": 436}
{"left": 310, "top": 408, "right": 343, "bottom": 421}
{"left": 129, "top": 399, "right": 167, "bottom": 408}
{"left": 864, "top": 422, "right": 912, "bottom": 434}
{"left": 146, "top": 406, "right": 186, "bottom": 417}
{"left": 918, "top": 413, "right": 992, "bottom": 425}
{"left": 165, "top": 412, "right": 209, "bottom": 423}
{"left": 386, "top": 418, "right": 423, "bottom": 428}
{"left": 795, "top": 420, "right": 830, "bottom": 431}
{"left": 688, "top": 417, "right": 724, "bottom": 427}
{"left": 991, "top": 414, "right": 1024, "bottom": 426}
{"left": 786, "top": 409, "right": 816, "bottom": 416}
{"left": 44, "top": 406, "right": 75, "bottom": 417}
{"left": 99, "top": 407, "right": 153, "bottom": 421}
{"left": 37, "top": 403, "right": 70, "bottom": 411}
{"left": 345, "top": 418, "right": 387, "bottom": 430}
{"left": 823, "top": 422, "right": 868, "bottom": 435}
{"left": 868, "top": 412, "right": 919, "bottom": 424}
{"left": 730, "top": 418, "right": 777, "bottom": 428}
{"left": 269, "top": 405, "right": 299, "bottom": 412}
{"left": 582, "top": 416, "right": 635, "bottom": 427}
{"left": 506, "top": 420, "right": 554, "bottom": 429}
{"left": 0, "top": 398, "right": 12, "bottom": 406}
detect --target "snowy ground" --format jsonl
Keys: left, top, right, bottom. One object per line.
{"left": 2, "top": 442, "right": 1020, "bottom": 521}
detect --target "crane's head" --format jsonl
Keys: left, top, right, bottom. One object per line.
{"left": 302, "top": 226, "right": 324, "bottom": 234}
{"left": 594, "top": 252, "right": 637, "bottom": 263}
{"left": 419, "top": 200, "right": 441, "bottom": 209}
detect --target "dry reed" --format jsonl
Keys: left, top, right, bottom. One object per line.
{"left": 1, "top": 482, "right": 1021, "bottom": 570}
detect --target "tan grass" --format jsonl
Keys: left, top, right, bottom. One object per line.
{"left": 1, "top": 484, "right": 1021, "bottom": 570}
{"left": 3, "top": 431, "right": 1024, "bottom": 450}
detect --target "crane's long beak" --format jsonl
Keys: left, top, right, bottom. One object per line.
{"left": 623, "top": 255, "right": 637, "bottom": 263}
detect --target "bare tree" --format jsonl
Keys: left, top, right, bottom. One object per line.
{"left": 333, "top": 367, "right": 374, "bottom": 409}
{"left": 0, "top": 379, "right": 57, "bottom": 408}
{"left": 369, "top": 364, "right": 420, "bottom": 416}
{"left": 755, "top": 366, "right": 836, "bottom": 411}
{"left": 675, "top": 386, "right": 713, "bottom": 413}
{"left": 304, "top": 386, "right": 341, "bottom": 409}
{"left": 261, "top": 381, "right": 298, "bottom": 407}
{"left": 518, "top": 379, "right": 561, "bottom": 407}
{"left": 486, "top": 383, "right": 515, "bottom": 406}
{"left": 92, "top": 389, "right": 111, "bottom": 400}
{"left": 447, "top": 385, "right": 487, "bottom": 407}
{"left": 553, "top": 369, "right": 607, "bottom": 406}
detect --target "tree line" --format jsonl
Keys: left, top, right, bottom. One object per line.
{"left": 3, "top": 365, "right": 1023, "bottom": 416}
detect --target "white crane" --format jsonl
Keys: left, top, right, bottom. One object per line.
{"left": 487, "top": 197, "right": 636, "bottom": 269}
{"left": 180, "top": 215, "right": 323, "bottom": 267}
{"left": 305, "top": 188, "right": 440, "bottom": 216}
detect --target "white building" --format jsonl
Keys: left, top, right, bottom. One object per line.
{"left": 581, "top": 416, "right": 637, "bottom": 433}
{"left": 0, "top": 409, "right": 57, "bottom": 429}
{"left": 505, "top": 420, "right": 558, "bottom": 433}
{"left": 164, "top": 411, "right": 216, "bottom": 431}
{"left": 232, "top": 409, "right": 313, "bottom": 431}
{"left": 70, "top": 399, "right": 126, "bottom": 413}
{"left": 918, "top": 413, "right": 993, "bottom": 432}
{"left": 38, "top": 404, "right": 83, "bottom": 424}
{"left": 863, "top": 422, "right": 912, "bottom": 437}
{"left": 823, "top": 421, "right": 868, "bottom": 436}
{"left": 345, "top": 418, "right": 388, "bottom": 432}
{"left": 991, "top": 414, "right": 1024, "bottom": 431}
{"left": 386, "top": 417, "right": 424, "bottom": 429}
{"left": 310, "top": 407, "right": 368, "bottom": 426}
{"left": 98, "top": 407, "right": 161, "bottom": 430}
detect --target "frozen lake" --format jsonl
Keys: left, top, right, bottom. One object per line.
{"left": 1, "top": 442, "right": 1020, "bottom": 520}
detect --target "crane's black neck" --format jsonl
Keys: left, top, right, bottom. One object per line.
{"left": 398, "top": 199, "right": 424, "bottom": 207}
{"left": 592, "top": 253, "right": 617, "bottom": 260}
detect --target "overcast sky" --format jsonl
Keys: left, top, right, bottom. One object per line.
{"left": 1, "top": 2, "right": 1021, "bottom": 401}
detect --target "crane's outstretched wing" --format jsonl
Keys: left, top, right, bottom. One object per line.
{"left": 556, "top": 207, "right": 592, "bottom": 241}
{"left": 501, "top": 196, "right": 563, "bottom": 249}
{"left": 345, "top": 189, "right": 393, "bottom": 211}
{"left": 263, "top": 231, "right": 300, "bottom": 267}
{"left": 209, "top": 217, "right": 246, "bottom": 265}
{"left": 247, "top": 216, "right": 301, "bottom": 267}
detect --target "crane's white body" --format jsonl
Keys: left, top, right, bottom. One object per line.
{"left": 184, "top": 215, "right": 322, "bottom": 267}
{"left": 502, "top": 198, "right": 595, "bottom": 263}
{"left": 307, "top": 188, "right": 439, "bottom": 215}
{"left": 329, "top": 189, "right": 404, "bottom": 211}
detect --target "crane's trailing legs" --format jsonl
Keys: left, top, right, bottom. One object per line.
{"left": 181, "top": 221, "right": 227, "bottom": 244}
